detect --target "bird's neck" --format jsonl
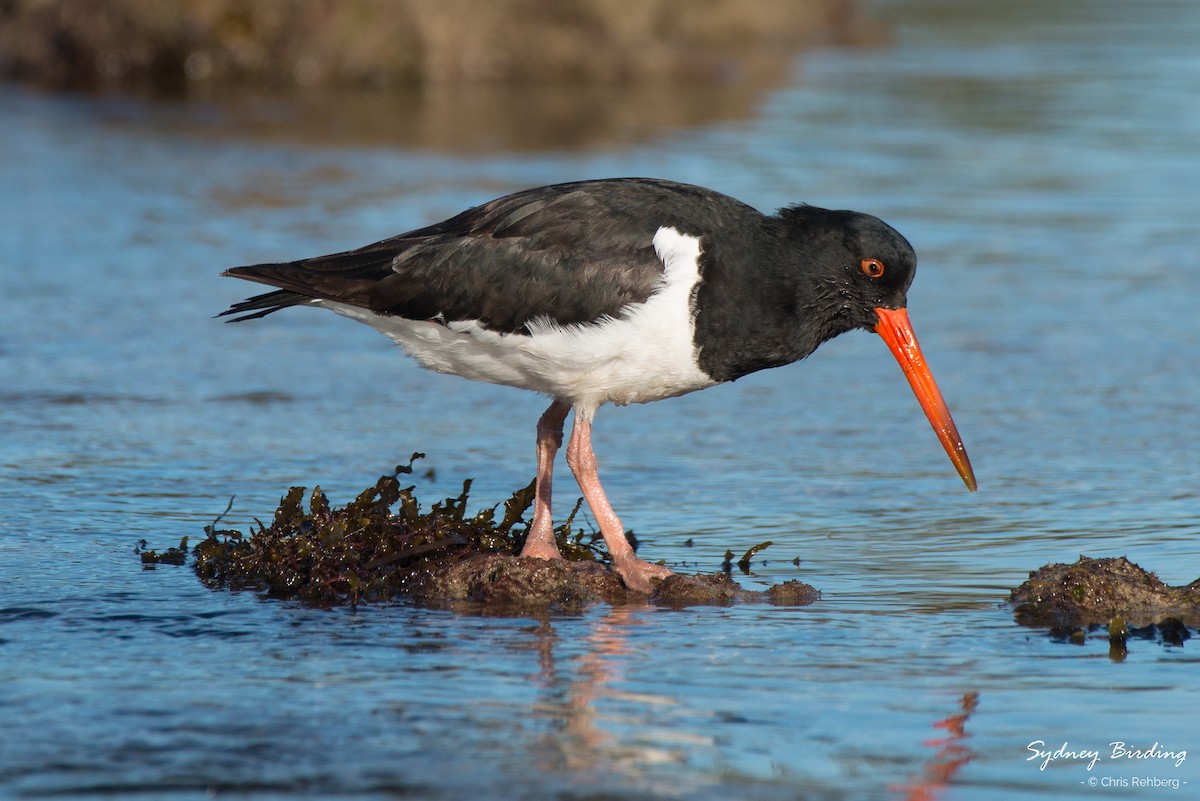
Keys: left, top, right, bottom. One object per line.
{"left": 692, "top": 233, "right": 841, "bottom": 383}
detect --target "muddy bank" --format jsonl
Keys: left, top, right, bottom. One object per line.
{"left": 1, "top": 0, "right": 868, "bottom": 93}
{"left": 141, "top": 461, "right": 819, "bottom": 612}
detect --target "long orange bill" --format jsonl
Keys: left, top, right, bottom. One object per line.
{"left": 874, "top": 307, "right": 977, "bottom": 491}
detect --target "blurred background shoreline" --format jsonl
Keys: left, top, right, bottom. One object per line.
{"left": 1, "top": 0, "right": 878, "bottom": 151}
{"left": 1, "top": 0, "right": 870, "bottom": 92}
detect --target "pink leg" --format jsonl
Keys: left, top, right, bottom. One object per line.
{"left": 565, "top": 412, "right": 672, "bottom": 593}
{"left": 520, "top": 400, "right": 571, "bottom": 561}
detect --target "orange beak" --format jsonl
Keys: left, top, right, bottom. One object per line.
{"left": 874, "top": 307, "right": 977, "bottom": 491}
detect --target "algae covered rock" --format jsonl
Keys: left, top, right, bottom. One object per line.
{"left": 1009, "top": 555, "right": 1200, "bottom": 647}
{"left": 412, "top": 555, "right": 820, "bottom": 612}
{"left": 180, "top": 457, "right": 819, "bottom": 612}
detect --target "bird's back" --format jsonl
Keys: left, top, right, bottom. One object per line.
{"left": 220, "top": 178, "right": 763, "bottom": 335}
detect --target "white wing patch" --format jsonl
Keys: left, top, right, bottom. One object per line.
{"left": 320, "top": 227, "right": 716, "bottom": 417}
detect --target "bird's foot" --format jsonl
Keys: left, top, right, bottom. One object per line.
{"left": 612, "top": 556, "right": 672, "bottom": 595}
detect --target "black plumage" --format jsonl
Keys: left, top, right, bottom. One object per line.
{"left": 222, "top": 178, "right": 750, "bottom": 334}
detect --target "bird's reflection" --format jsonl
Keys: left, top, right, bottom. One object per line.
{"left": 509, "top": 608, "right": 980, "bottom": 797}
{"left": 893, "top": 691, "right": 979, "bottom": 801}
{"left": 524, "top": 606, "right": 699, "bottom": 778}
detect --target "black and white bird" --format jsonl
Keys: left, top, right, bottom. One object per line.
{"left": 220, "top": 178, "right": 976, "bottom": 593}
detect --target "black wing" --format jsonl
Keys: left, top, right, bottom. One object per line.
{"left": 219, "top": 178, "right": 758, "bottom": 334}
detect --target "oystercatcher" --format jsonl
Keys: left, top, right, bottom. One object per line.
{"left": 220, "top": 178, "right": 975, "bottom": 593}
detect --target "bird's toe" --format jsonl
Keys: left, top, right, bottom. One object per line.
{"left": 613, "top": 557, "right": 672, "bottom": 594}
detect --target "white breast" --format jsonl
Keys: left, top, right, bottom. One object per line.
{"left": 320, "top": 227, "right": 717, "bottom": 418}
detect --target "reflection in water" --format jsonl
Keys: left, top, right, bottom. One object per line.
{"left": 529, "top": 607, "right": 697, "bottom": 783}
{"left": 895, "top": 692, "right": 979, "bottom": 801}
{"left": 150, "top": 78, "right": 793, "bottom": 153}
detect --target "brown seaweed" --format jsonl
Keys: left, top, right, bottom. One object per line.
{"left": 170, "top": 455, "right": 818, "bottom": 611}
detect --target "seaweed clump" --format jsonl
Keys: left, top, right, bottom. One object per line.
{"left": 137, "top": 536, "right": 189, "bottom": 566}
{"left": 193, "top": 454, "right": 597, "bottom": 607}
{"left": 184, "top": 454, "right": 820, "bottom": 611}
{"left": 1009, "top": 555, "right": 1200, "bottom": 648}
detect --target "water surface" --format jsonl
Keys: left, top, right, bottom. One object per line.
{"left": 2, "top": 1, "right": 1198, "bottom": 798}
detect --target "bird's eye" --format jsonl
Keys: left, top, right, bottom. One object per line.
{"left": 861, "top": 258, "right": 885, "bottom": 278}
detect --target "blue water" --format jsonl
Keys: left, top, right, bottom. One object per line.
{"left": 2, "top": 0, "right": 1199, "bottom": 798}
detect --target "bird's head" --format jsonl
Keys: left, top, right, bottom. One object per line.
{"left": 776, "top": 204, "right": 918, "bottom": 330}
{"left": 776, "top": 205, "right": 977, "bottom": 491}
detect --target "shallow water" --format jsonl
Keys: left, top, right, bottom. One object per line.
{"left": 2, "top": 0, "right": 1198, "bottom": 798}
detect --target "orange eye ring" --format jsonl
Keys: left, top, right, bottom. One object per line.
{"left": 861, "top": 258, "right": 885, "bottom": 278}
